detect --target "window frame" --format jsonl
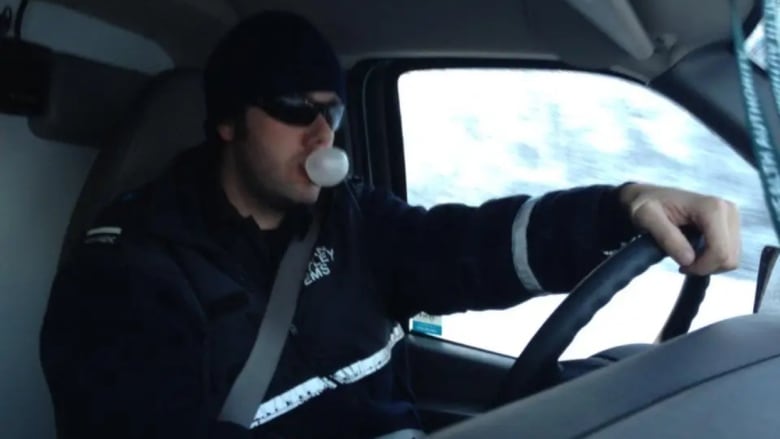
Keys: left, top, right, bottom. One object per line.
{"left": 345, "top": 53, "right": 766, "bottom": 346}
{"left": 347, "top": 55, "right": 760, "bottom": 200}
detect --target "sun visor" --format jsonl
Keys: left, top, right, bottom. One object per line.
{"left": 27, "top": 51, "right": 150, "bottom": 148}
{"left": 566, "top": 0, "right": 654, "bottom": 60}
{"left": 0, "top": 38, "right": 52, "bottom": 115}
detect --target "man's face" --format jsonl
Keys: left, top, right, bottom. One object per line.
{"left": 219, "top": 91, "right": 341, "bottom": 210}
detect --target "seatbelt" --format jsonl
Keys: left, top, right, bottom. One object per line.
{"left": 218, "top": 216, "right": 321, "bottom": 429}
{"left": 730, "top": 0, "right": 780, "bottom": 241}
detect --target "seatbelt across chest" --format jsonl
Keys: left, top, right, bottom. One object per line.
{"left": 730, "top": 0, "right": 780, "bottom": 241}
{"left": 218, "top": 217, "right": 321, "bottom": 429}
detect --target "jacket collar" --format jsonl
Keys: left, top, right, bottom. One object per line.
{"left": 140, "top": 143, "right": 318, "bottom": 251}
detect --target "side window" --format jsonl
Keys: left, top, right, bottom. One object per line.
{"left": 398, "top": 69, "right": 776, "bottom": 360}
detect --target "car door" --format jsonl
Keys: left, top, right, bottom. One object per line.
{"left": 347, "top": 49, "right": 777, "bottom": 431}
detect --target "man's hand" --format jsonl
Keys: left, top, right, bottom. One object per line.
{"left": 618, "top": 183, "right": 741, "bottom": 276}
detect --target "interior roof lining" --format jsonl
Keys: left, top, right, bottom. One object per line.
{"left": 35, "top": 0, "right": 758, "bottom": 81}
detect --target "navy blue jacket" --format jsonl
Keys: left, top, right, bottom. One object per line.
{"left": 40, "top": 145, "right": 636, "bottom": 438}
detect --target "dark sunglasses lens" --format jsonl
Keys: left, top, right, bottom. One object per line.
{"left": 263, "top": 96, "right": 345, "bottom": 130}
{"left": 324, "top": 104, "right": 345, "bottom": 130}
{"left": 263, "top": 98, "right": 319, "bottom": 126}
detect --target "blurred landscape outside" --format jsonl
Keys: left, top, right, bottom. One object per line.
{"left": 398, "top": 65, "right": 778, "bottom": 360}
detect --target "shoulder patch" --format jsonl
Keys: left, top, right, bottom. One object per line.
{"left": 84, "top": 226, "right": 122, "bottom": 245}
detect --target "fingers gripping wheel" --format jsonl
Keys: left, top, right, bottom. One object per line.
{"left": 494, "top": 228, "right": 707, "bottom": 406}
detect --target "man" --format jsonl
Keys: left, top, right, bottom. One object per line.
{"left": 40, "top": 10, "right": 740, "bottom": 439}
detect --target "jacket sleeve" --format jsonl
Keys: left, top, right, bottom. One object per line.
{"left": 358, "top": 183, "right": 637, "bottom": 320}
{"left": 39, "top": 240, "right": 253, "bottom": 439}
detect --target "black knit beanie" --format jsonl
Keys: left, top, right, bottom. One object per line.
{"left": 203, "top": 10, "right": 346, "bottom": 139}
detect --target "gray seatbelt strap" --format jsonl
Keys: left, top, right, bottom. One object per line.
{"left": 218, "top": 217, "right": 321, "bottom": 429}
{"left": 730, "top": 0, "right": 780, "bottom": 240}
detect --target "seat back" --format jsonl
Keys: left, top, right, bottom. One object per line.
{"left": 59, "top": 69, "right": 206, "bottom": 265}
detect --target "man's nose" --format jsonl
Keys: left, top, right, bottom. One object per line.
{"left": 305, "top": 114, "right": 334, "bottom": 150}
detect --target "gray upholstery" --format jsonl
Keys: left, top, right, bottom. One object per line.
{"left": 431, "top": 314, "right": 780, "bottom": 439}
{"left": 28, "top": 52, "right": 150, "bottom": 148}
{"left": 59, "top": 69, "right": 206, "bottom": 265}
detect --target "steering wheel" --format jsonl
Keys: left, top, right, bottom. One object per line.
{"left": 495, "top": 229, "right": 709, "bottom": 405}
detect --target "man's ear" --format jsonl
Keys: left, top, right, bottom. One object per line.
{"left": 217, "top": 122, "right": 236, "bottom": 143}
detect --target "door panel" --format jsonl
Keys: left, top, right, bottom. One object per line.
{"left": 405, "top": 334, "right": 513, "bottom": 431}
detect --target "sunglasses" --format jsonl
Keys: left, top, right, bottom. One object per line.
{"left": 256, "top": 94, "right": 345, "bottom": 130}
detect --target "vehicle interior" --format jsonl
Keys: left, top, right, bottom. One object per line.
{"left": 3, "top": 0, "right": 780, "bottom": 438}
